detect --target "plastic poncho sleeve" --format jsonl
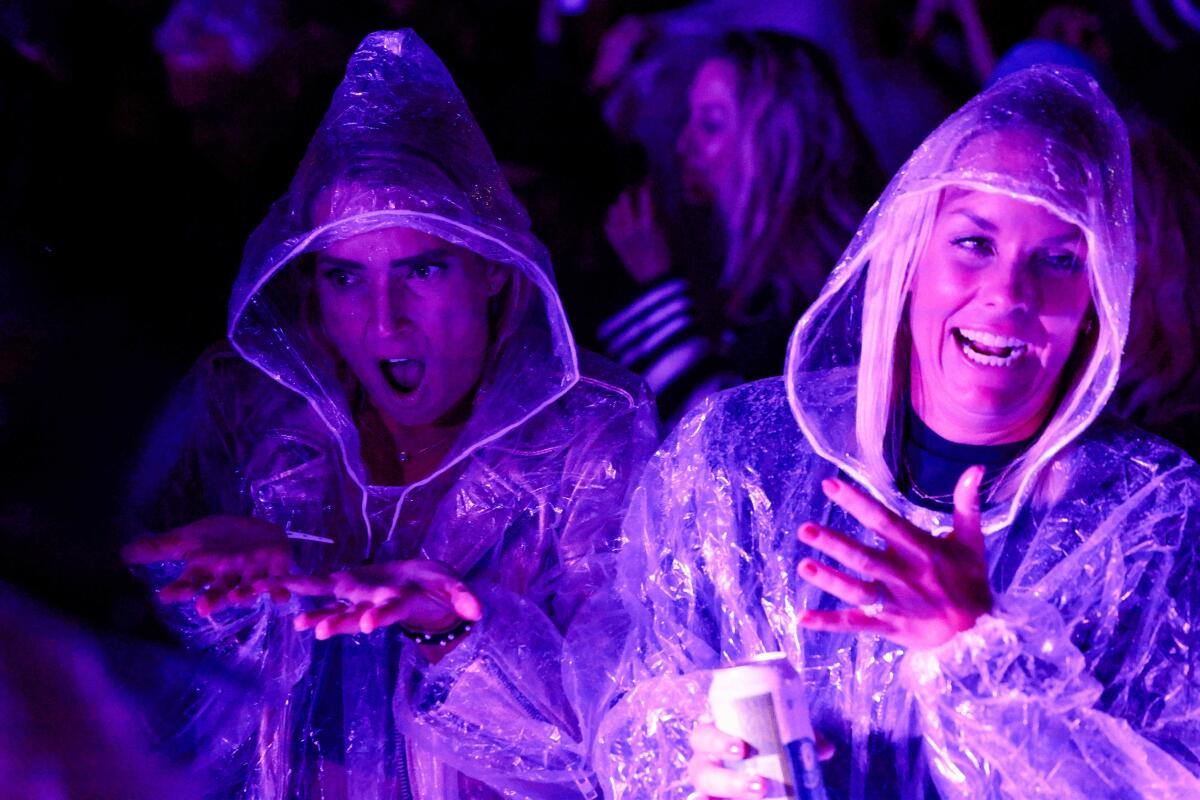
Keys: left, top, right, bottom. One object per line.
{"left": 587, "top": 395, "right": 753, "bottom": 800}
{"left": 396, "top": 377, "right": 660, "bottom": 798}
{"left": 127, "top": 349, "right": 312, "bottom": 793}
{"left": 902, "top": 460, "right": 1200, "bottom": 799}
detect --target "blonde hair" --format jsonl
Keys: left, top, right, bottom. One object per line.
{"left": 1112, "top": 116, "right": 1200, "bottom": 432}
{"left": 854, "top": 188, "right": 1111, "bottom": 507}
{"left": 717, "top": 32, "right": 878, "bottom": 322}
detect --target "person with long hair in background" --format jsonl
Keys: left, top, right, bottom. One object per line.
{"left": 596, "top": 31, "right": 880, "bottom": 422}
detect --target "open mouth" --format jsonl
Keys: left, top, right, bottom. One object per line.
{"left": 952, "top": 327, "right": 1031, "bottom": 367}
{"left": 380, "top": 358, "right": 425, "bottom": 394}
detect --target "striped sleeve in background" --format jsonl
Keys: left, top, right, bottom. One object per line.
{"left": 596, "top": 276, "right": 720, "bottom": 419}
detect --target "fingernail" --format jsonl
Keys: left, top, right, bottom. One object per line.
{"left": 965, "top": 465, "right": 984, "bottom": 488}
{"left": 747, "top": 779, "right": 764, "bottom": 795}
{"left": 822, "top": 478, "right": 839, "bottom": 496}
{"left": 800, "top": 560, "right": 818, "bottom": 577}
{"left": 729, "top": 742, "right": 743, "bottom": 756}
{"left": 798, "top": 523, "right": 818, "bottom": 540}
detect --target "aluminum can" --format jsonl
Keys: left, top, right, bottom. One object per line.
{"left": 708, "top": 652, "right": 827, "bottom": 800}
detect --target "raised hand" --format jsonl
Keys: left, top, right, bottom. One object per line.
{"left": 123, "top": 515, "right": 292, "bottom": 616}
{"left": 605, "top": 182, "right": 671, "bottom": 285}
{"left": 796, "top": 467, "right": 992, "bottom": 650}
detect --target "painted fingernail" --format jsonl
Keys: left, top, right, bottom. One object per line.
{"left": 747, "top": 779, "right": 765, "bottom": 795}
{"left": 822, "top": 478, "right": 839, "bottom": 496}
{"left": 800, "top": 560, "right": 818, "bottom": 577}
{"left": 798, "top": 523, "right": 818, "bottom": 540}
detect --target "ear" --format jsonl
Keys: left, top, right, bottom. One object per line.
{"left": 485, "top": 262, "right": 510, "bottom": 297}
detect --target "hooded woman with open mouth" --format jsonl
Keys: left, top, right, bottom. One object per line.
{"left": 125, "top": 30, "right": 657, "bottom": 799}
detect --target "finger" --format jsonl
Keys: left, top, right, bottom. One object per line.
{"left": 798, "top": 558, "right": 882, "bottom": 608}
{"left": 952, "top": 465, "right": 985, "bottom": 557}
{"left": 294, "top": 604, "right": 347, "bottom": 632}
{"left": 360, "top": 593, "right": 416, "bottom": 634}
{"left": 689, "top": 722, "right": 747, "bottom": 760}
{"left": 196, "top": 573, "right": 241, "bottom": 616}
{"left": 814, "top": 731, "right": 835, "bottom": 762}
{"left": 315, "top": 604, "right": 371, "bottom": 640}
{"left": 821, "top": 479, "right": 927, "bottom": 561}
{"left": 420, "top": 575, "right": 482, "bottom": 621}
{"left": 272, "top": 574, "right": 335, "bottom": 597}
{"left": 797, "top": 523, "right": 893, "bottom": 581}
{"left": 691, "top": 761, "right": 766, "bottom": 800}
{"left": 251, "top": 574, "right": 293, "bottom": 603}
{"left": 158, "top": 565, "right": 214, "bottom": 603}
{"left": 797, "top": 607, "right": 893, "bottom": 636}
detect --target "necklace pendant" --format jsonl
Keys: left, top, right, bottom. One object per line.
{"left": 397, "top": 451, "right": 411, "bottom": 464}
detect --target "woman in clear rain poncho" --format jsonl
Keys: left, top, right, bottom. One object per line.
{"left": 592, "top": 66, "right": 1200, "bottom": 799}
{"left": 125, "top": 30, "right": 657, "bottom": 799}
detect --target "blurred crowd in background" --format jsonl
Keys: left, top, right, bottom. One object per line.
{"left": 1, "top": 0, "right": 1199, "bottom": 790}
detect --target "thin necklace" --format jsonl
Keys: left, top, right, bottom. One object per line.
{"left": 396, "top": 432, "right": 456, "bottom": 464}
{"left": 901, "top": 457, "right": 1001, "bottom": 504}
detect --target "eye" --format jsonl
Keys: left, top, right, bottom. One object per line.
{"left": 406, "top": 262, "right": 447, "bottom": 280}
{"left": 319, "top": 267, "right": 359, "bottom": 288}
{"left": 699, "top": 112, "right": 727, "bottom": 137}
{"left": 1033, "top": 250, "right": 1084, "bottom": 274}
{"left": 951, "top": 236, "right": 995, "bottom": 258}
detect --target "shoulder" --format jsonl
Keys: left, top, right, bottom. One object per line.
{"left": 654, "top": 377, "right": 816, "bottom": 487}
{"left": 172, "top": 341, "right": 319, "bottom": 440}
{"left": 494, "top": 350, "right": 658, "bottom": 457}
{"left": 1037, "top": 415, "right": 1200, "bottom": 545}
{"left": 531, "top": 349, "right": 658, "bottom": 432}
{"left": 570, "top": 348, "right": 656, "bottom": 413}
{"left": 1066, "top": 415, "right": 1200, "bottom": 491}
{"left": 670, "top": 376, "right": 800, "bottom": 447}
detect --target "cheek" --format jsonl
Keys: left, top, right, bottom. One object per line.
{"left": 316, "top": 295, "right": 365, "bottom": 355}
{"left": 1040, "top": 274, "right": 1091, "bottom": 331}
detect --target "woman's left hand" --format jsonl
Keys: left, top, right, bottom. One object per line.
{"left": 796, "top": 466, "right": 992, "bottom": 650}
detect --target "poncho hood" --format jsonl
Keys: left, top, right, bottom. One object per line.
{"left": 785, "top": 66, "right": 1135, "bottom": 534}
{"left": 226, "top": 30, "right": 578, "bottom": 547}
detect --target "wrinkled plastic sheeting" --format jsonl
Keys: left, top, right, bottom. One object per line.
{"left": 593, "top": 67, "right": 1200, "bottom": 800}
{"left": 130, "top": 29, "right": 659, "bottom": 799}
{"left": 596, "top": 378, "right": 1200, "bottom": 799}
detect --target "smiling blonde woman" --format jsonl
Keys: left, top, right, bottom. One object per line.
{"left": 592, "top": 66, "right": 1200, "bottom": 800}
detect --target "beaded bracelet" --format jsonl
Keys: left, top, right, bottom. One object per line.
{"left": 398, "top": 618, "right": 473, "bottom": 647}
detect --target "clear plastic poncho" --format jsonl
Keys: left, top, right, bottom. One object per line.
{"left": 592, "top": 66, "right": 1200, "bottom": 799}
{"left": 130, "top": 30, "right": 658, "bottom": 799}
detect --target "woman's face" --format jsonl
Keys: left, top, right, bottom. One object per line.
{"left": 677, "top": 58, "right": 741, "bottom": 210}
{"left": 314, "top": 226, "right": 506, "bottom": 430}
{"left": 908, "top": 188, "right": 1092, "bottom": 443}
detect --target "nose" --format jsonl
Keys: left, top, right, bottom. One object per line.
{"left": 370, "top": 275, "right": 414, "bottom": 338}
{"left": 676, "top": 122, "right": 694, "bottom": 158}
{"left": 980, "top": 252, "right": 1036, "bottom": 311}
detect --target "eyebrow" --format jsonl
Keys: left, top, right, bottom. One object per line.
{"left": 391, "top": 248, "right": 451, "bottom": 268}
{"left": 314, "top": 255, "right": 362, "bottom": 270}
{"left": 313, "top": 248, "right": 453, "bottom": 270}
{"left": 952, "top": 210, "right": 997, "bottom": 232}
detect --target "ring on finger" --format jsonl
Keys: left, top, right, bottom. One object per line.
{"left": 860, "top": 582, "right": 886, "bottom": 618}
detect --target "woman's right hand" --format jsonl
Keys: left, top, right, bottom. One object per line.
{"left": 122, "top": 515, "right": 292, "bottom": 616}
{"left": 605, "top": 183, "right": 671, "bottom": 285}
{"left": 688, "top": 722, "right": 835, "bottom": 800}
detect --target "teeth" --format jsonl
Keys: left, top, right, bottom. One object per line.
{"left": 957, "top": 328, "right": 1029, "bottom": 349}
{"left": 960, "top": 343, "right": 1022, "bottom": 367}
